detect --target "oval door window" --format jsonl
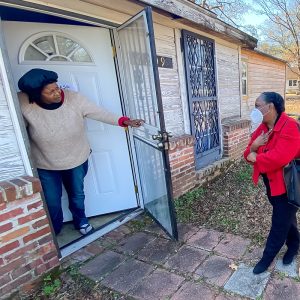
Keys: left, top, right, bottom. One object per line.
{"left": 19, "top": 32, "right": 93, "bottom": 63}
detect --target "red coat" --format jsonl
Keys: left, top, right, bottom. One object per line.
{"left": 244, "top": 112, "right": 300, "bottom": 196}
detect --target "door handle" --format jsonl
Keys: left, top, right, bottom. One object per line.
{"left": 152, "top": 133, "right": 163, "bottom": 141}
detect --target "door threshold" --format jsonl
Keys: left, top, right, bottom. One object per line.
{"left": 59, "top": 208, "right": 143, "bottom": 258}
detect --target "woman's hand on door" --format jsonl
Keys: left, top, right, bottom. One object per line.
{"left": 123, "top": 119, "right": 144, "bottom": 128}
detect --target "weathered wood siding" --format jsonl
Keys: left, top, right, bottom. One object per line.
{"left": 154, "top": 24, "right": 185, "bottom": 135}
{"left": 216, "top": 44, "right": 241, "bottom": 120}
{"left": 0, "top": 70, "right": 26, "bottom": 180}
{"left": 241, "top": 49, "right": 286, "bottom": 118}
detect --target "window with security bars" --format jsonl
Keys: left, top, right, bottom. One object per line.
{"left": 182, "top": 30, "right": 221, "bottom": 169}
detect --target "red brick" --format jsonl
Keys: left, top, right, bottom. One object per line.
{"left": 35, "top": 263, "right": 47, "bottom": 276}
{"left": 0, "top": 202, "right": 7, "bottom": 210}
{"left": 1, "top": 226, "right": 30, "bottom": 243}
{"left": 27, "top": 200, "right": 43, "bottom": 211}
{"left": 4, "top": 241, "right": 39, "bottom": 263}
{"left": 21, "top": 276, "right": 43, "bottom": 295}
{"left": 0, "top": 222, "right": 13, "bottom": 234}
{"left": 11, "top": 262, "right": 32, "bottom": 280}
{"left": 0, "top": 181, "right": 16, "bottom": 203}
{"left": 23, "top": 227, "right": 51, "bottom": 244}
{"left": 38, "top": 242, "right": 55, "bottom": 255}
{"left": 45, "top": 256, "right": 60, "bottom": 269}
{"left": 0, "top": 273, "right": 33, "bottom": 297}
{"left": 0, "top": 188, "right": 5, "bottom": 204}
{"left": 29, "top": 258, "right": 43, "bottom": 269}
{"left": 0, "top": 207, "right": 24, "bottom": 223}
{"left": 0, "top": 240, "right": 20, "bottom": 256}
{"left": 43, "top": 250, "right": 58, "bottom": 262}
{"left": 18, "top": 209, "right": 45, "bottom": 225}
{"left": 0, "top": 256, "right": 26, "bottom": 277}
{"left": 38, "top": 234, "right": 54, "bottom": 246}
{"left": 32, "top": 217, "right": 49, "bottom": 229}
{"left": 20, "top": 176, "right": 42, "bottom": 193}
{"left": 0, "top": 274, "right": 11, "bottom": 287}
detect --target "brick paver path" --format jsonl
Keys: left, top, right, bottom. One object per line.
{"left": 64, "top": 221, "right": 300, "bottom": 299}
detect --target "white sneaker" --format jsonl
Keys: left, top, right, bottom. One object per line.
{"left": 79, "top": 223, "right": 94, "bottom": 235}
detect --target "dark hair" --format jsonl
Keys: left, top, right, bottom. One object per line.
{"left": 260, "top": 92, "right": 285, "bottom": 114}
{"left": 27, "top": 88, "right": 43, "bottom": 104}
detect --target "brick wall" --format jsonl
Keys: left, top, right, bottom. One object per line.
{"left": 222, "top": 118, "right": 251, "bottom": 158}
{"left": 169, "top": 119, "right": 251, "bottom": 198}
{"left": 169, "top": 135, "right": 196, "bottom": 199}
{"left": 0, "top": 176, "right": 59, "bottom": 299}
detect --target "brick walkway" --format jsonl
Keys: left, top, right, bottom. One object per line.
{"left": 62, "top": 221, "right": 300, "bottom": 300}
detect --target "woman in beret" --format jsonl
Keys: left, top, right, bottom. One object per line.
{"left": 18, "top": 68, "right": 143, "bottom": 235}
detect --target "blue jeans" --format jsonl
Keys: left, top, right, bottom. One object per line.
{"left": 38, "top": 160, "right": 89, "bottom": 234}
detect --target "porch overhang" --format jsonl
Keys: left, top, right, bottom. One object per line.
{"left": 138, "top": 0, "right": 258, "bottom": 48}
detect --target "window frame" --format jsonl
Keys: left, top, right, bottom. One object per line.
{"left": 19, "top": 31, "right": 95, "bottom": 65}
{"left": 241, "top": 60, "right": 248, "bottom": 97}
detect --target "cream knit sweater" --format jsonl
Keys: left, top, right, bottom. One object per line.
{"left": 19, "top": 90, "right": 120, "bottom": 170}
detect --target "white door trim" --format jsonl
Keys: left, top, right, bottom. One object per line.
{"left": 0, "top": 48, "right": 33, "bottom": 176}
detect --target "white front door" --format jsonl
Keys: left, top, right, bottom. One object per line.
{"left": 2, "top": 21, "right": 137, "bottom": 220}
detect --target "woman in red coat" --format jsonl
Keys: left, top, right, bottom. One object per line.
{"left": 244, "top": 92, "right": 300, "bottom": 274}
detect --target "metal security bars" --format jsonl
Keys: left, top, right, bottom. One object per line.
{"left": 182, "top": 30, "right": 221, "bottom": 169}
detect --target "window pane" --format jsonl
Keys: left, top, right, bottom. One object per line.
{"left": 289, "top": 80, "right": 293, "bottom": 86}
{"left": 242, "top": 62, "right": 247, "bottom": 78}
{"left": 50, "top": 56, "right": 68, "bottom": 61}
{"left": 242, "top": 79, "right": 247, "bottom": 95}
{"left": 24, "top": 45, "right": 47, "bottom": 61}
{"left": 293, "top": 80, "right": 298, "bottom": 86}
{"left": 134, "top": 137, "right": 173, "bottom": 235}
{"left": 71, "top": 48, "right": 92, "bottom": 62}
{"left": 33, "top": 36, "right": 56, "bottom": 55}
{"left": 57, "top": 36, "right": 79, "bottom": 56}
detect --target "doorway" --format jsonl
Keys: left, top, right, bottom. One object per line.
{"left": 2, "top": 20, "right": 139, "bottom": 248}
{"left": 0, "top": 4, "right": 178, "bottom": 257}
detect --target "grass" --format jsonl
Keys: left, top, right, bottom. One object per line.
{"left": 174, "top": 188, "right": 205, "bottom": 222}
{"left": 41, "top": 270, "right": 62, "bottom": 297}
{"left": 173, "top": 160, "right": 278, "bottom": 246}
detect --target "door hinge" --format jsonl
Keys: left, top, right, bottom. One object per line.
{"left": 134, "top": 185, "right": 139, "bottom": 194}
{"left": 112, "top": 46, "right": 117, "bottom": 58}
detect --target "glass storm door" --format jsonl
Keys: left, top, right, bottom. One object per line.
{"left": 115, "top": 7, "right": 178, "bottom": 239}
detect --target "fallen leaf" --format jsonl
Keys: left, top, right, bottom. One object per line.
{"left": 229, "top": 263, "right": 238, "bottom": 271}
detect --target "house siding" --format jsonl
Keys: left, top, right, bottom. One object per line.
{"left": 216, "top": 43, "right": 241, "bottom": 120}
{"left": 241, "top": 49, "right": 286, "bottom": 118}
{"left": 154, "top": 23, "right": 185, "bottom": 136}
{"left": 0, "top": 69, "right": 26, "bottom": 181}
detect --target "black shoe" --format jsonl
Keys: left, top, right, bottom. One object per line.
{"left": 253, "top": 258, "right": 273, "bottom": 274}
{"left": 282, "top": 249, "right": 298, "bottom": 265}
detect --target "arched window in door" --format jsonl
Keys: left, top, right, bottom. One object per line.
{"left": 19, "top": 32, "right": 93, "bottom": 63}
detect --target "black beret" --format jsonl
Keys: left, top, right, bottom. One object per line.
{"left": 18, "top": 68, "right": 58, "bottom": 93}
